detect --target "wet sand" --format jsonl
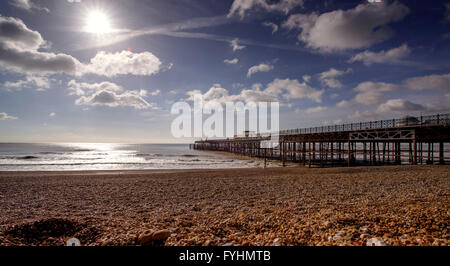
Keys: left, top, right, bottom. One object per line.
{"left": 0, "top": 165, "right": 448, "bottom": 246}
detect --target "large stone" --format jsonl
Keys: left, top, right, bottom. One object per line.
{"left": 151, "top": 230, "right": 171, "bottom": 241}
{"left": 137, "top": 231, "right": 154, "bottom": 245}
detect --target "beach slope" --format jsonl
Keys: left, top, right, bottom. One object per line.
{"left": 0, "top": 165, "right": 448, "bottom": 246}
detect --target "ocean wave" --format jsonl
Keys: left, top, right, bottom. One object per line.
{"left": 178, "top": 158, "right": 201, "bottom": 162}
{"left": 17, "top": 156, "right": 39, "bottom": 160}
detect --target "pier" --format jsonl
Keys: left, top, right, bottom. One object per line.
{"left": 192, "top": 113, "right": 450, "bottom": 167}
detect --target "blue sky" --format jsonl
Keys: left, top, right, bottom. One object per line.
{"left": 0, "top": 0, "right": 449, "bottom": 143}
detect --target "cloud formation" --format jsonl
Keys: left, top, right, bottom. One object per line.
{"left": 318, "top": 68, "right": 352, "bottom": 89}
{"left": 81, "top": 51, "right": 162, "bottom": 77}
{"left": 186, "top": 83, "right": 277, "bottom": 104}
{"left": 68, "top": 80, "right": 154, "bottom": 109}
{"left": 376, "top": 99, "right": 425, "bottom": 114}
{"left": 187, "top": 78, "right": 323, "bottom": 104}
{"left": 230, "top": 38, "right": 246, "bottom": 51}
{"left": 0, "top": 112, "right": 18, "bottom": 120}
{"left": 0, "top": 16, "right": 163, "bottom": 78}
{"left": 304, "top": 106, "right": 328, "bottom": 114}
{"left": 404, "top": 74, "right": 450, "bottom": 91}
{"left": 10, "top": 0, "right": 49, "bottom": 12}
{"left": 0, "top": 15, "right": 79, "bottom": 75}
{"left": 349, "top": 44, "right": 411, "bottom": 65}
{"left": 265, "top": 78, "right": 323, "bottom": 102}
{"left": 247, "top": 63, "right": 274, "bottom": 78}
{"left": 355, "top": 81, "right": 401, "bottom": 103}
{"left": 228, "top": 0, "right": 304, "bottom": 19}
{"left": 3, "top": 75, "right": 51, "bottom": 91}
{"left": 262, "top": 21, "right": 278, "bottom": 34}
{"left": 224, "top": 58, "right": 239, "bottom": 64}
{"left": 283, "top": 1, "right": 409, "bottom": 52}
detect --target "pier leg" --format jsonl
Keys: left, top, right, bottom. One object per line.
{"left": 331, "top": 142, "right": 334, "bottom": 166}
{"left": 413, "top": 139, "right": 417, "bottom": 165}
{"left": 308, "top": 142, "right": 312, "bottom": 168}
{"left": 439, "top": 142, "right": 445, "bottom": 165}
{"left": 303, "top": 142, "right": 306, "bottom": 166}
{"left": 347, "top": 140, "right": 351, "bottom": 167}
{"left": 264, "top": 148, "right": 267, "bottom": 168}
{"left": 363, "top": 142, "right": 367, "bottom": 163}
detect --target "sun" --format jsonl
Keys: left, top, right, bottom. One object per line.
{"left": 84, "top": 10, "right": 112, "bottom": 34}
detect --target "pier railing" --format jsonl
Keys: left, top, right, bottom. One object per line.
{"left": 279, "top": 113, "right": 450, "bottom": 136}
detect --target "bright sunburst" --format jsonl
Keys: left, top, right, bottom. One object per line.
{"left": 84, "top": 10, "right": 112, "bottom": 34}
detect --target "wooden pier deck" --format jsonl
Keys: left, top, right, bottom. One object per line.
{"left": 192, "top": 113, "right": 450, "bottom": 167}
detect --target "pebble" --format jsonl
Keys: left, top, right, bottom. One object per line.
{"left": 273, "top": 238, "right": 281, "bottom": 246}
{"left": 332, "top": 231, "right": 347, "bottom": 240}
{"left": 152, "top": 230, "right": 171, "bottom": 241}
{"left": 366, "top": 238, "right": 388, "bottom": 246}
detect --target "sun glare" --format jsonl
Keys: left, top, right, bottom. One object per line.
{"left": 84, "top": 10, "right": 112, "bottom": 34}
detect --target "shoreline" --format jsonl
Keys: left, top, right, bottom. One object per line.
{"left": 0, "top": 165, "right": 448, "bottom": 246}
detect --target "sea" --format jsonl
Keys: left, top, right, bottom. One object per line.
{"left": 0, "top": 143, "right": 265, "bottom": 171}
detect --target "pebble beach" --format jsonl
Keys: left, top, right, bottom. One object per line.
{"left": 0, "top": 165, "right": 448, "bottom": 246}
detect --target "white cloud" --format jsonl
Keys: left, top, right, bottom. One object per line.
{"left": 228, "top": 0, "right": 304, "bottom": 19}
{"left": 230, "top": 38, "right": 246, "bottom": 51}
{"left": 68, "top": 80, "right": 154, "bottom": 109}
{"left": 262, "top": 21, "right": 278, "bottom": 34}
{"left": 3, "top": 75, "right": 51, "bottom": 91}
{"left": 0, "top": 16, "right": 45, "bottom": 50}
{"left": 354, "top": 81, "right": 401, "bottom": 93}
{"left": 283, "top": 1, "right": 409, "bottom": 52}
{"left": 321, "top": 119, "right": 343, "bottom": 125}
{"left": 305, "top": 106, "right": 328, "bottom": 114}
{"left": 404, "top": 74, "right": 450, "bottom": 91}
{"left": 150, "top": 89, "right": 161, "bottom": 96}
{"left": 0, "top": 42, "right": 79, "bottom": 75}
{"left": 336, "top": 81, "right": 401, "bottom": 108}
{"left": 247, "top": 63, "right": 274, "bottom": 78}
{"left": 0, "top": 112, "right": 18, "bottom": 120}
{"left": 376, "top": 99, "right": 425, "bottom": 114}
{"left": 336, "top": 100, "right": 352, "bottom": 108}
{"left": 0, "top": 16, "right": 163, "bottom": 78}
{"left": 224, "top": 58, "right": 239, "bottom": 64}
{"left": 186, "top": 84, "right": 277, "bottom": 104}
{"left": 49, "top": 112, "right": 56, "bottom": 117}
{"left": 265, "top": 78, "right": 323, "bottom": 102}
{"left": 186, "top": 78, "right": 323, "bottom": 104}
{"left": 318, "top": 68, "right": 351, "bottom": 89}
{"left": 354, "top": 90, "right": 385, "bottom": 106}
{"left": 81, "top": 51, "right": 161, "bottom": 77}
{"left": 348, "top": 110, "right": 378, "bottom": 121}
{"left": 428, "top": 93, "right": 450, "bottom": 112}
{"left": 0, "top": 15, "right": 79, "bottom": 75}
{"left": 10, "top": 0, "right": 49, "bottom": 13}
{"left": 354, "top": 81, "right": 401, "bottom": 106}
{"left": 376, "top": 95, "right": 450, "bottom": 115}
{"left": 349, "top": 44, "right": 411, "bottom": 65}
{"left": 302, "top": 75, "right": 311, "bottom": 83}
